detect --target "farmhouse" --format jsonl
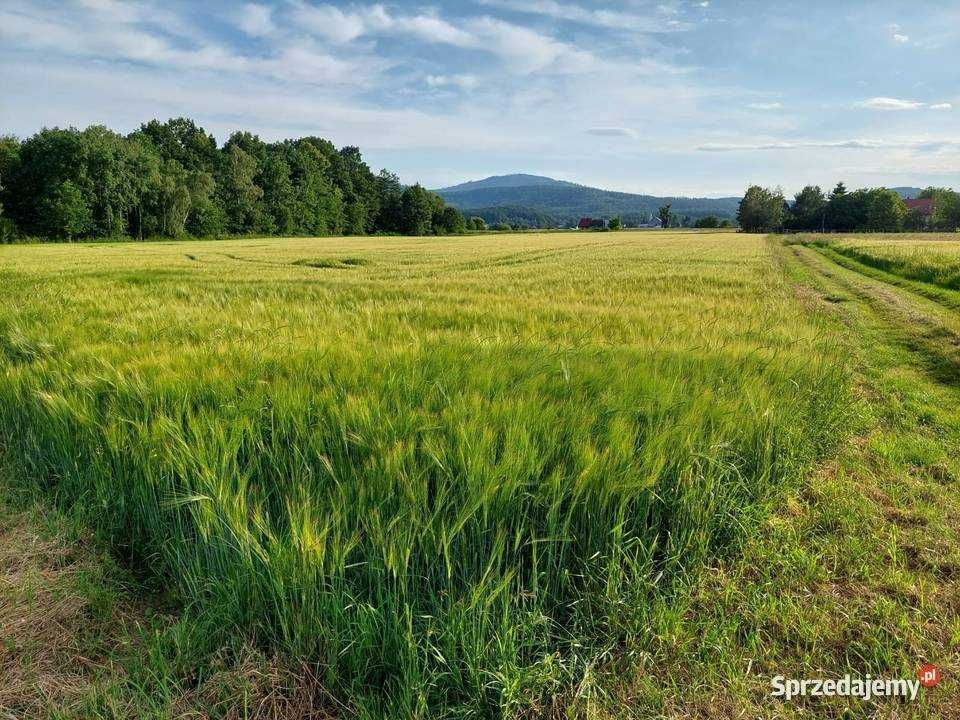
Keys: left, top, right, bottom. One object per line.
{"left": 905, "top": 198, "right": 935, "bottom": 229}
{"left": 905, "top": 198, "right": 934, "bottom": 217}
{"left": 577, "top": 217, "right": 605, "bottom": 230}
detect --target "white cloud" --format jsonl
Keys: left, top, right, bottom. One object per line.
{"left": 425, "top": 74, "right": 478, "bottom": 89}
{"left": 857, "top": 97, "right": 954, "bottom": 111}
{"left": 586, "top": 127, "right": 639, "bottom": 139}
{"left": 697, "top": 138, "right": 959, "bottom": 152}
{"left": 857, "top": 97, "right": 925, "bottom": 110}
{"left": 287, "top": 3, "right": 600, "bottom": 75}
{"left": 892, "top": 33, "right": 909, "bottom": 43}
{"left": 747, "top": 102, "right": 783, "bottom": 110}
{"left": 237, "top": 3, "right": 276, "bottom": 38}
{"left": 291, "top": 3, "right": 476, "bottom": 48}
{"left": 397, "top": 14, "right": 477, "bottom": 46}
{"left": 289, "top": 3, "right": 388, "bottom": 44}
{"left": 478, "top": 0, "right": 690, "bottom": 32}
{"left": 467, "top": 16, "right": 594, "bottom": 73}
{"left": 0, "top": 5, "right": 383, "bottom": 85}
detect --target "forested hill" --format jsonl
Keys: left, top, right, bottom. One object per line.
{"left": 434, "top": 174, "right": 741, "bottom": 227}
{"left": 0, "top": 118, "right": 467, "bottom": 242}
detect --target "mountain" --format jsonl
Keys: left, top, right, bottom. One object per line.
{"left": 892, "top": 186, "right": 923, "bottom": 199}
{"left": 434, "top": 174, "right": 741, "bottom": 228}
{"left": 436, "top": 174, "right": 573, "bottom": 192}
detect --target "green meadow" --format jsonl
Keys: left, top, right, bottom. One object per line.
{"left": 0, "top": 231, "right": 851, "bottom": 716}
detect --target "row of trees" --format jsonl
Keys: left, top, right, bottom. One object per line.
{"left": 738, "top": 183, "right": 960, "bottom": 234}
{"left": 651, "top": 204, "right": 730, "bottom": 229}
{"left": 0, "top": 118, "right": 468, "bottom": 241}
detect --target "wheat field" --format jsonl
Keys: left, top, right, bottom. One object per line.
{"left": 0, "top": 231, "right": 849, "bottom": 716}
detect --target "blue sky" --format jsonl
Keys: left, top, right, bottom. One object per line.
{"left": 1, "top": 0, "right": 958, "bottom": 196}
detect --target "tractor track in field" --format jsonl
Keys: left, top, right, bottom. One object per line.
{"left": 788, "top": 242, "right": 960, "bottom": 385}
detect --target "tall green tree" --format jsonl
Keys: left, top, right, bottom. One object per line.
{"left": 260, "top": 153, "right": 297, "bottom": 235}
{"left": 657, "top": 204, "right": 672, "bottom": 228}
{"left": 788, "top": 185, "right": 826, "bottom": 231}
{"left": 218, "top": 144, "right": 263, "bottom": 233}
{"left": 143, "top": 160, "right": 192, "bottom": 237}
{"left": 400, "top": 184, "right": 435, "bottom": 236}
{"left": 0, "top": 136, "right": 22, "bottom": 230}
{"left": 864, "top": 188, "right": 906, "bottom": 232}
{"left": 925, "top": 188, "right": 960, "bottom": 231}
{"left": 827, "top": 188, "right": 869, "bottom": 232}
{"left": 186, "top": 170, "right": 225, "bottom": 237}
{"left": 44, "top": 181, "right": 92, "bottom": 240}
{"left": 123, "top": 133, "right": 163, "bottom": 240}
{"left": 737, "top": 186, "right": 785, "bottom": 232}
{"left": 374, "top": 170, "right": 404, "bottom": 232}
{"left": 433, "top": 205, "right": 466, "bottom": 234}
{"left": 140, "top": 118, "right": 219, "bottom": 173}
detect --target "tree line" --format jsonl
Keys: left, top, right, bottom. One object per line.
{"left": 0, "top": 118, "right": 469, "bottom": 242}
{"left": 737, "top": 183, "right": 960, "bottom": 233}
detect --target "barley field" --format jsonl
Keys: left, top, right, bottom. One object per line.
{"left": 825, "top": 235, "right": 960, "bottom": 291}
{"left": 0, "top": 231, "right": 849, "bottom": 716}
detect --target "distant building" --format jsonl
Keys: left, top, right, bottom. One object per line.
{"left": 904, "top": 198, "right": 934, "bottom": 216}
{"left": 904, "top": 198, "right": 935, "bottom": 229}
{"left": 577, "top": 217, "right": 605, "bottom": 230}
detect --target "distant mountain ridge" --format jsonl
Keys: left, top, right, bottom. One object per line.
{"left": 436, "top": 174, "right": 577, "bottom": 192}
{"left": 892, "top": 187, "right": 923, "bottom": 200}
{"left": 434, "top": 174, "right": 741, "bottom": 228}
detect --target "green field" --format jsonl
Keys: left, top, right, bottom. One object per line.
{"left": 5, "top": 231, "right": 960, "bottom": 718}
{"left": 0, "top": 231, "right": 852, "bottom": 716}
{"left": 825, "top": 235, "right": 960, "bottom": 291}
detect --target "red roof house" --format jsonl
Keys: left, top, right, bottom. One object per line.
{"left": 577, "top": 217, "right": 605, "bottom": 229}
{"left": 905, "top": 198, "right": 935, "bottom": 216}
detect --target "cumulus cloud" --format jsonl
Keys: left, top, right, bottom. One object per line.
{"left": 892, "top": 33, "right": 909, "bottom": 43}
{"left": 930, "top": 102, "right": 953, "bottom": 110}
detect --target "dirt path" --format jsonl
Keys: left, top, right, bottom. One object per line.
{"left": 791, "top": 243, "right": 960, "bottom": 384}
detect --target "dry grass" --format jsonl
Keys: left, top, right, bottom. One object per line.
{"left": 0, "top": 511, "right": 116, "bottom": 716}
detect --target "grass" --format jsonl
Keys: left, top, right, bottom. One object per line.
{"left": 0, "top": 231, "right": 851, "bottom": 717}
{"left": 806, "top": 234, "right": 960, "bottom": 292}
{"left": 607, "top": 237, "right": 960, "bottom": 718}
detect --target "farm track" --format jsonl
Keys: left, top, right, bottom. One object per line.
{"left": 791, "top": 243, "right": 960, "bottom": 385}
{"left": 816, "top": 244, "right": 960, "bottom": 314}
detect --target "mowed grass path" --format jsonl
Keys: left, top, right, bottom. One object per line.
{"left": 0, "top": 232, "right": 847, "bottom": 717}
